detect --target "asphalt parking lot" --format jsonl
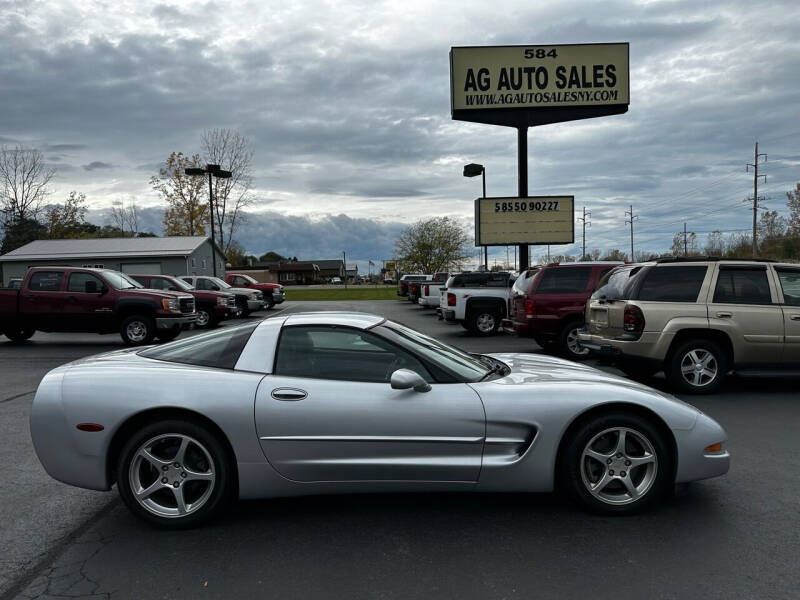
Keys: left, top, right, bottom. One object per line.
{"left": 1, "top": 299, "right": 799, "bottom": 600}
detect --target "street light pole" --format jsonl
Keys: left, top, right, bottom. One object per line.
{"left": 463, "top": 162, "right": 488, "bottom": 270}
{"left": 185, "top": 164, "right": 232, "bottom": 278}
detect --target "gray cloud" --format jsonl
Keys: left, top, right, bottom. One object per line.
{"left": 83, "top": 161, "right": 113, "bottom": 171}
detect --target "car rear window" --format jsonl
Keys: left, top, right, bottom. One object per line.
{"left": 592, "top": 265, "right": 642, "bottom": 300}
{"left": 448, "top": 272, "right": 511, "bottom": 288}
{"left": 512, "top": 268, "right": 540, "bottom": 295}
{"left": 139, "top": 322, "right": 259, "bottom": 369}
{"left": 534, "top": 267, "right": 592, "bottom": 294}
{"left": 637, "top": 266, "right": 708, "bottom": 302}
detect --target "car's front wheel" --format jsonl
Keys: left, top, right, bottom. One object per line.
{"left": 116, "top": 420, "right": 233, "bottom": 528}
{"left": 3, "top": 327, "right": 35, "bottom": 342}
{"left": 561, "top": 413, "right": 672, "bottom": 514}
{"left": 120, "top": 315, "right": 155, "bottom": 346}
{"left": 195, "top": 307, "right": 213, "bottom": 328}
{"left": 467, "top": 308, "right": 500, "bottom": 336}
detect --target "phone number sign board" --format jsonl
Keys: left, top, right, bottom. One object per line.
{"left": 475, "top": 196, "right": 575, "bottom": 246}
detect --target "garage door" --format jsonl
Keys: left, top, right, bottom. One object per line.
{"left": 120, "top": 263, "right": 162, "bottom": 274}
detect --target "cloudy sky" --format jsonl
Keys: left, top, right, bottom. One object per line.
{"left": 2, "top": 0, "right": 799, "bottom": 268}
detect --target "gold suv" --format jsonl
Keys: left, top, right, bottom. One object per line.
{"left": 578, "top": 258, "right": 800, "bottom": 393}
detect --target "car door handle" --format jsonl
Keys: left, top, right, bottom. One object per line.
{"left": 716, "top": 311, "right": 732, "bottom": 318}
{"left": 790, "top": 314, "right": 800, "bottom": 321}
{"left": 271, "top": 388, "right": 307, "bottom": 401}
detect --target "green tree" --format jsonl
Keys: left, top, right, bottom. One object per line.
{"left": 150, "top": 152, "right": 208, "bottom": 236}
{"left": 0, "top": 217, "right": 47, "bottom": 253}
{"left": 601, "top": 249, "right": 628, "bottom": 262}
{"left": 394, "top": 217, "right": 472, "bottom": 273}
{"left": 43, "top": 191, "right": 87, "bottom": 239}
{"left": 787, "top": 183, "right": 800, "bottom": 236}
{"left": 259, "top": 251, "right": 287, "bottom": 263}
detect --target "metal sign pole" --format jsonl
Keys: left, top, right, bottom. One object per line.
{"left": 518, "top": 126, "right": 529, "bottom": 271}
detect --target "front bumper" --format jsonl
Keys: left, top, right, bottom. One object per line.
{"left": 674, "top": 413, "right": 731, "bottom": 483}
{"left": 272, "top": 292, "right": 285, "bottom": 304}
{"left": 247, "top": 299, "right": 266, "bottom": 311}
{"left": 155, "top": 314, "right": 197, "bottom": 329}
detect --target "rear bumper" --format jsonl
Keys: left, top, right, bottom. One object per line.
{"left": 443, "top": 309, "right": 456, "bottom": 322}
{"left": 578, "top": 330, "right": 669, "bottom": 361}
{"left": 418, "top": 296, "right": 439, "bottom": 307}
{"left": 155, "top": 314, "right": 197, "bottom": 329}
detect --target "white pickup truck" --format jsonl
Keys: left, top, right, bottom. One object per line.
{"left": 417, "top": 273, "right": 450, "bottom": 307}
{"left": 437, "top": 271, "right": 516, "bottom": 335}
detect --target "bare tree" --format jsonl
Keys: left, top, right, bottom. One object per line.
{"left": 0, "top": 144, "right": 56, "bottom": 226}
{"left": 110, "top": 199, "right": 140, "bottom": 237}
{"left": 202, "top": 129, "right": 254, "bottom": 254}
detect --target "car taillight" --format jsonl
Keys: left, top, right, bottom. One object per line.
{"left": 524, "top": 299, "right": 535, "bottom": 315}
{"left": 623, "top": 304, "right": 645, "bottom": 333}
{"left": 424, "top": 285, "right": 429, "bottom": 296}
{"left": 447, "top": 292, "right": 456, "bottom": 306}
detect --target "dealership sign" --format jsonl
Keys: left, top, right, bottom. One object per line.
{"left": 475, "top": 196, "right": 575, "bottom": 246}
{"left": 450, "top": 43, "right": 629, "bottom": 127}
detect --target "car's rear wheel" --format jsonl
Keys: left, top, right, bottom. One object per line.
{"left": 467, "top": 309, "right": 500, "bottom": 336}
{"left": 666, "top": 339, "right": 727, "bottom": 394}
{"left": 561, "top": 413, "right": 672, "bottom": 515}
{"left": 116, "top": 420, "right": 233, "bottom": 529}
{"left": 3, "top": 327, "right": 35, "bottom": 342}
{"left": 558, "top": 321, "right": 590, "bottom": 360}
{"left": 120, "top": 315, "right": 155, "bottom": 346}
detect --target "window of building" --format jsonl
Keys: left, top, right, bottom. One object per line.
{"left": 713, "top": 267, "right": 772, "bottom": 305}
{"left": 637, "top": 266, "right": 708, "bottom": 302}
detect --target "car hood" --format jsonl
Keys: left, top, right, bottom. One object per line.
{"left": 225, "top": 287, "right": 259, "bottom": 295}
{"left": 124, "top": 289, "right": 193, "bottom": 300}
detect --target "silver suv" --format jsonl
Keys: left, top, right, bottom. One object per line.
{"left": 578, "top": 258, "right": 800, "bottom": 393}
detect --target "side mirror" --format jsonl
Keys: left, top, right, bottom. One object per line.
{"left": 390, "top": 368, "right": 431, "bottom": 393}
{"left": 211, "top": 285, "right": 220, "bottom": 291}
{"left": 84, "top": 280, "right": 98, "bottom": 293}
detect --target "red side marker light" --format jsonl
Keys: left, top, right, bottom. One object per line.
{"left": 76, "top": 423, "right": 104, "bottom": 432}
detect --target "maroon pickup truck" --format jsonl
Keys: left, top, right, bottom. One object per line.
{"left": 225, "top": 273, "right": 285, "bottom": 308}
{"left": 130, "top": 274, "right": 239, "bottom": 328}
{"left": 0, "top": 267, "right": 197, "bottom": 345}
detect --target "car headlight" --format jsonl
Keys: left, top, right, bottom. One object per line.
{"left": 248, "top": 292, "right": 259, "bottom": 300}
{"left": 217, "top": 296, "right": 226, "bottom": 305}
{"left": 161, "top": 298, "right": 180, "bottom": 312}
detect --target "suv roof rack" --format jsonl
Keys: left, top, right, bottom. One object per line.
{"left": 654, "top": 256, "right": 776, "bottom": 264}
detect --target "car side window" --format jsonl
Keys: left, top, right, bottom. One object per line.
{"left": 67, "top": 272, "right": 103, "bottom": 293}
{"left": 637, "top": 266, "right": 707, "bottom": 302}
{"left": 274, "top": 326, "right": 432, "bottom": 383}
{"left": 713, "top": 267, "right": 772, "bottom": 305}
{"left": 775, "top": 268, "right": 800, "bottom": 306}
{"left": 148, "top": 277, "right": 169, "bottom": 290}
{"left": 194, "top": 279, "right": 209, "bottom": 290}
{"left": 28, "top": 271, "right": 64, "bottom": 291}
{"left": 536, "top": 267, "right": 592, "bottom": 294}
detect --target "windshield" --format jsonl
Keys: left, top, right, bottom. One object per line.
{"left": 592, "top": 265, "right": 642, "bottom": 300}
{"left": 169, "top": 277, "right": 194, "bottom": 291}
{"left": 209, "top": 277, "right": 232, "bottom": 289}
{"left": 376, "top": 321, "right": 490, "bottom": 381}
{"left": 103, "top": 271, "right": 144, "bottom": 290}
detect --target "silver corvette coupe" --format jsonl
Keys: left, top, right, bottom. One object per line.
{"left": 31, "top": 312, "right": 730, "bottom": 528}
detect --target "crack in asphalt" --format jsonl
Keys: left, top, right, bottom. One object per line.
{"left": 0, "top": 391, "right": 36, "bottom": 404}
{"left": 0, "top": 501, "right": 118, "bottom": 600}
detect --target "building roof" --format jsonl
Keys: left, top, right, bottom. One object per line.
{"left": 0, "top": 236, "right": 223, "bottom": 262}
{"left": 311, "top": 259, "right": 344, "bottom": 270}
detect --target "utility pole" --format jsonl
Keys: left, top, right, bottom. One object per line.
{"left": 624, "top": 205, "right": 637, "bottom": 261}
{"left": 578, "top": 206, "right": 591, "bottom": 259}
{"left": 746, "top": 141, "right": 767, "bottom": 257}
{"left": 683, "top": 222, "right": 688, "bottom": 256}
{"left": 343, "top": 250, "right": 347, "bottom": 290}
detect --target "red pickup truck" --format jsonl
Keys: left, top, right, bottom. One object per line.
{"left": 225, "top": 273, "right": 285, "bottom": 308}
{"left": 130, "top": 274, "right": 239, "bottom": 328}
{"left": 0, "top": 267, "right": 197, "bottom": 345}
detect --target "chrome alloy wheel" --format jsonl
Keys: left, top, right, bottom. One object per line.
{"left": 476, "top": 313, "right": 496, "bottom": 333}
{"left": 195, "top": 309, "right": 210, "bottom": 327}
{"left": 129, "top": 433, "right": 216, "bottom": 518}
{"left": 679, "top": 349, "right": 718, "bottom": 388}
{"left": 580, "top": 427, "right": 658, "bottom": 505}
{"left": 566, "top": 326, "right": 590, "bottom": 357}
{"left": 126, "top": 320, "right": 149, "bottom": 343}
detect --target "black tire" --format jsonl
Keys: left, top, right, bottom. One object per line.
{"left": 557, "top": 321, "right": 590, "bottom": 360}
{"left": 195, "top": 306, "right": 213, "bottom": 328}
{"left": 120, "top": 315, "right": 155, "bottom": 346}
{"left": 561, "top": 412, "right": 673, "bottom": 515}
{"left": 236, "top": 298, "right": 250, "bottom": 317}
{"left": 156, "top": 328, "right": 181, "bottom": 343}
{"left": 466, "top": 308, "right": 501, "bottom": 337}
{"left": 266, "top": 298, "right": 275, "bottom": 310}
{"left": 665, "top": 339, "right": 728, "bottom": 394}
{"left": 116, "top": 419, "right": 234, "bottom": 529}
{"left": 4, "top": 327, "right": 35, "bottom": 342}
